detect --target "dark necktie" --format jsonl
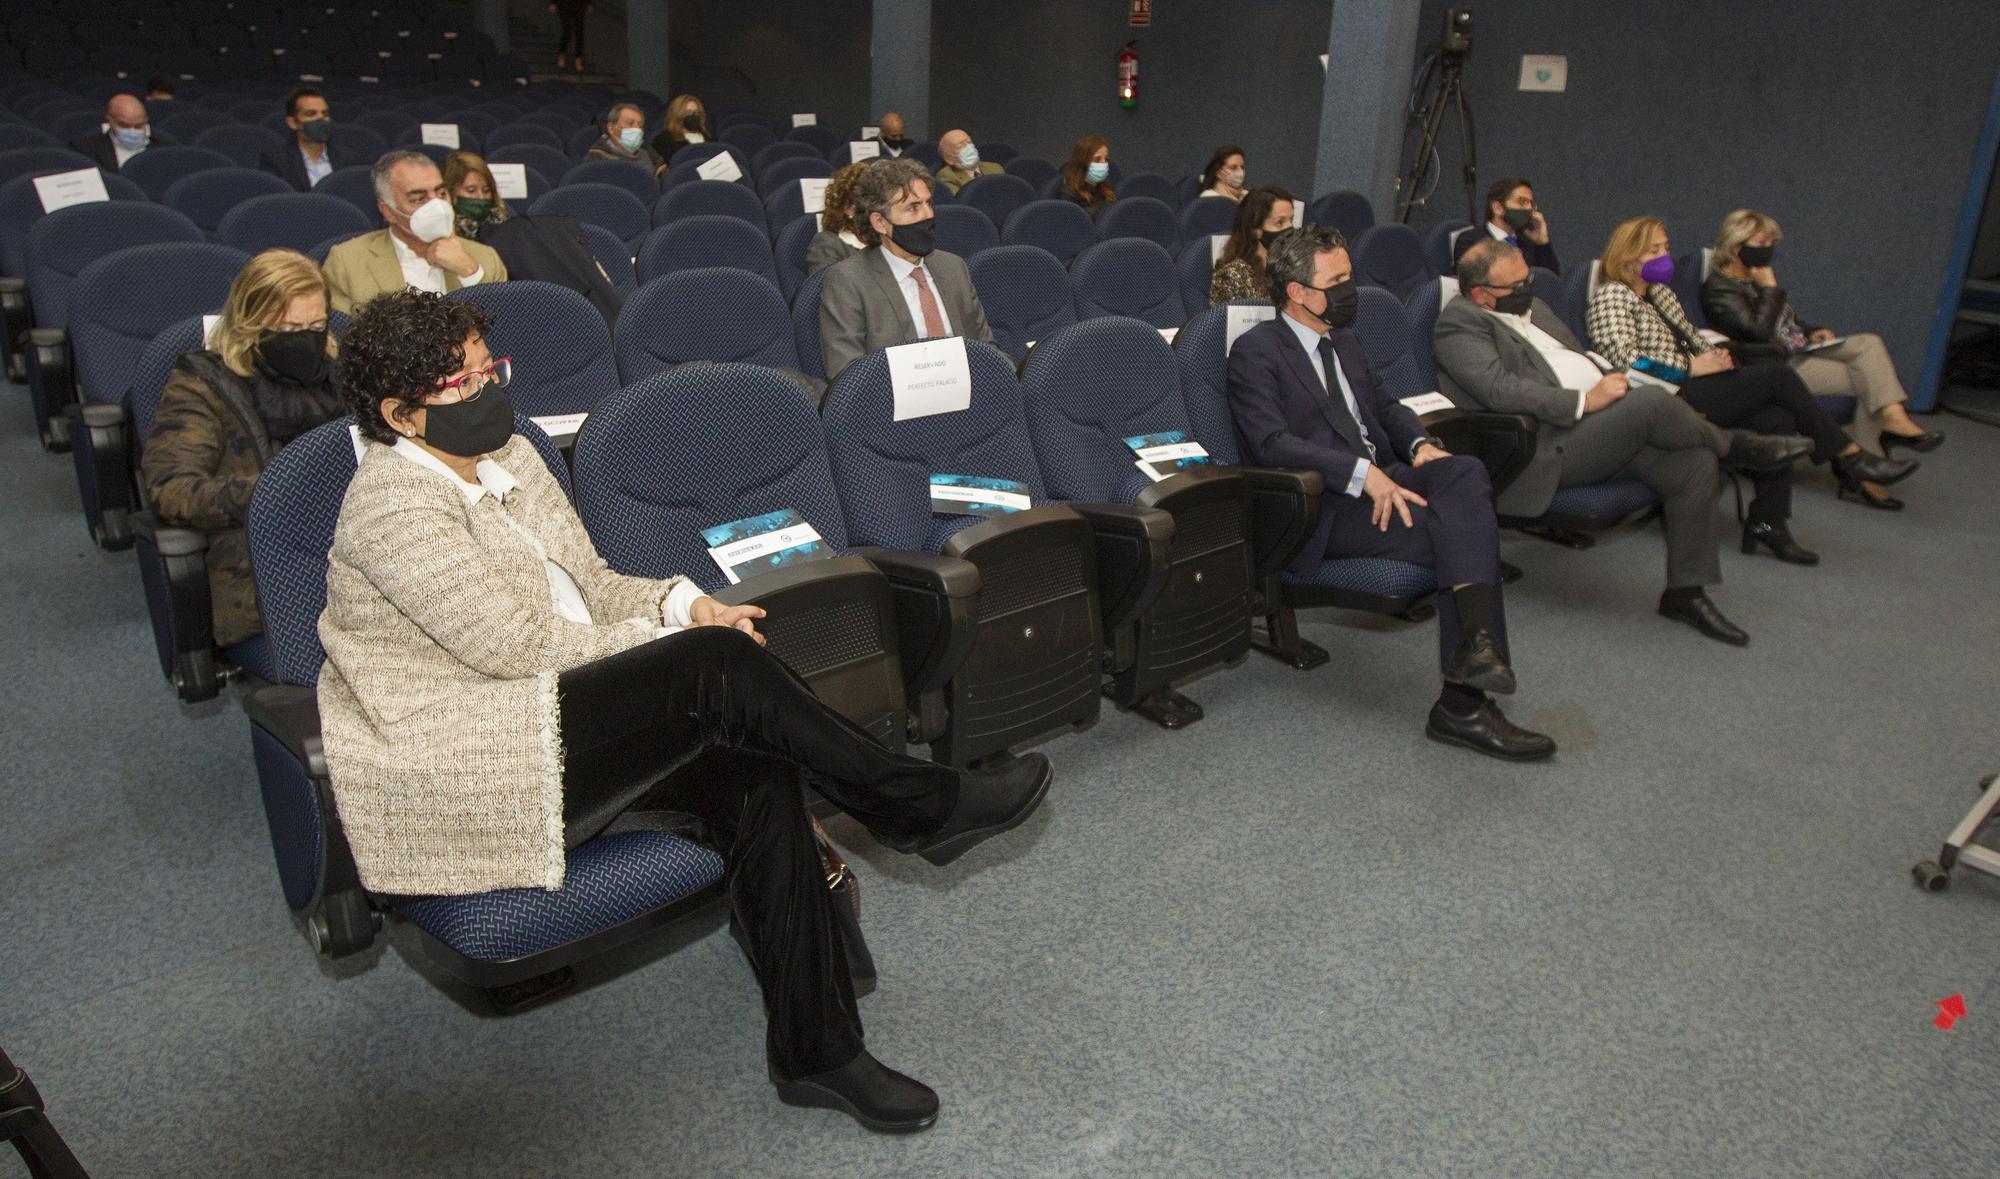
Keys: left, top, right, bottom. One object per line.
{"left": 1315, "top": 335, "right": 1373, "bottom": 459}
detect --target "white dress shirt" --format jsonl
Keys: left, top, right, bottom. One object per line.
{"left": 301, "top": 144, "right": 333, "bottom": 188}
{"left": 390, "top": 439, "right": 703, "bottom": 635}
{"left": 1283, "top": 314, "right": 1372, "bottom": 497}
{"left": 1490, "top": 308, "right": 1606, "bottom": 420}
{"left": 390, "top": 232, "right": 484, "bottom": 295}
{"left": 882, "top": 248, "right": 954, "bottom": 338}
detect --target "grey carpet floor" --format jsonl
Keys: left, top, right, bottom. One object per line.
{"left": 4, "top": 381, "right": 1997, "bottom": 1178}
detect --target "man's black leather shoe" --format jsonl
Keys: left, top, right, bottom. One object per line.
{"left": 1722, "top": 432, "right": 1811, "bottom": 472}
{"left": 1444, "top": 628, "right": 1515, "bottom": 696}
{"left": 1425, "top": 697, "right": 1556, "bottom": 761}
{"left": 1658, "top": 590, "right": 1749, "bottom": 646}
{"left": 775, "top": 1050, "right": 939, "bottom": 1133}
{"left": 913, "top": 752, "right": 1051, "bottom": 866}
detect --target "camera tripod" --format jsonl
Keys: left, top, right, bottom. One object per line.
{"left": 1396, "top": 48, "right": 1479, "bottom": 225}
{"left": 1, "top": 1046, "right": 89, "bottom": 1178}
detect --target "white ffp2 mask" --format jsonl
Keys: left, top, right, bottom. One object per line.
{"left": 405, "top": 197, "right": 454, "bottom": 243}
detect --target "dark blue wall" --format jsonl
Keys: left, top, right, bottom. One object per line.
{"left": 666, "top": 0, "right": 873, "bottom": 131}
{"left": 1406, "top": 0, "right": 2000, "bottom": 390}
{"left": 930, "top": 0, "right": 1331, "bottom": 196}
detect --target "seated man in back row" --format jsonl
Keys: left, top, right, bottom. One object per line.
{"left": 259, "top": 87, "right": 356, "bottom": 192}
{"left": 1433, "top": 239, "right": 1809, "bottom": 645}
{"left": 70, "top": 93, "right": 174, "bottom": 172}
{"left": 325, "top": 150, "right": 507, "bottom": 315}
{"left": 1226, "top": 224, "right": 1554, "bottom": 761}
{"left": 818, "top": 158, "right": 995, "bottom": 380}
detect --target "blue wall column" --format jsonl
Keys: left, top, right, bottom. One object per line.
{"left": 870, "top": 0, "right": 931, "bottom": 139}
{"left": 473, "top": 0, "right": 509, "bottom": 56}
{"left": 1314, "top": 0, "right": 1422, "bottom": 215}
{"left": 627, "top": 0, "right": 670, "bottom": 102}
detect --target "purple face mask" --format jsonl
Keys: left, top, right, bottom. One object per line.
{"left": 1639, "top": 254, "right": 1676, "bottom": 285}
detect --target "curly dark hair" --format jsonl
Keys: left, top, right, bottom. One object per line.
{"left": 338, "top": 290, "right": 493, "bottom": 444}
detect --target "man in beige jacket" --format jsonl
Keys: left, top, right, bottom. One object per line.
{"left": 324, "top": 149, "right": 506, "bottom": 314}
{"left": 933, "top": 128, "right": 1003, "bottom": 195}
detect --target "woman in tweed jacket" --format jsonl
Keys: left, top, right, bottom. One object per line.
{"left": 318, "top": 291, "right": 1052, "bottom": 1132}
{"left": 1585, "top": 217, "right": 1915, "bottom": 563}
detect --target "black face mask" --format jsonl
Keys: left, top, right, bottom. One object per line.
{"left": 1307, "top": 279, "right": 1358, "bottom": 330}
{"left": 1737, "top": 244, "right": 1775, "bottom": 268}
{"left": 890, "top": 215, "right": 937, "bottom": 258}
{"left": 300, "top": 118, "right": 332, "bottom": 144}
{"left": 1500, "top": 205, "right": 1537, "bottom": 233}
{"left": 1491, "top": 280, "right": 1535, "bottom": 317}
{"left": 680, "top": 114, "right": 703, "bottom": 131}
{"left": 419, "top": 388, "right": 515, "bottom": 457}
{"left": 253, "top": 328, "right": 329, "bottom": 385}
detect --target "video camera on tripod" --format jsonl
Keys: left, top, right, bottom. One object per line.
{"left": 1395, "top": 5, "right": 1479, "bottom": 224}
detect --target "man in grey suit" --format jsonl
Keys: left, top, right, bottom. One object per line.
{"left": 1434, "top": 239, "right": 1808, "bottom": 646}
{"left": 818, "top": 158, "right": 995, "bottom": 380}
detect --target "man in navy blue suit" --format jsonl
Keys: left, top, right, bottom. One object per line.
{"left": 1225, "top": 224, "right": 1555, "bottom": 761}
{"left": 257, "top": 88, "right": 351, "bottom": 192}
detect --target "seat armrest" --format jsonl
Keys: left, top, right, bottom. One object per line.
{"left": 1429, "top": 411, "right": 1538, "bottom": 496}
{"left": 25, "top": 327, "right": 72, "bottom": 450}
{"left": 133, "top": 511, "right": 220, "bottom": 696}
{"left": 131, "top": 511, "right": 212, "bottom": 558}
{"left": 1065, "top": 500, "right": 1173, "bottom": 633}
{"left": 243, "top": 683, "right": 326, "bottom": 779}
{"left": 713, "top": 554, "right": 914, "bottom": 743}
{"left": 848, "top": 546, "right": 980, "bottom": 697}
{"left": 1230, "top": 464, "right": 1324, "bottom": 579}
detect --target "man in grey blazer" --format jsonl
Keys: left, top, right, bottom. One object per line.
{"left": 1434, "top": 240, "right": 1808, "bottom": 645}
{"left": 819, "top": 158, "right": 995, "bottom": 380}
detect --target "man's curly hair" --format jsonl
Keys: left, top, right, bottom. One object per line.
{"left": 338, "top": 290, "right": 493, "bottom": 443}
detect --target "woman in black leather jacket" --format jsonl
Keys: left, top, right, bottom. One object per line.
{"left": 1701, "top": 208, "right": 1942, "bottom": 509}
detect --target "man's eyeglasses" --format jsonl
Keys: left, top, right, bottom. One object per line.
{"left": 1476, "top": 279, "right": 1532, "bottom": 296}
{"left": 433, "top": 357, "right": 512, "bottom": 401}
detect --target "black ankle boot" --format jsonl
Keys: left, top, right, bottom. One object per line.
{"left": 909, "top": 752, "right": 1052, "bottom": 866}
{"left": 774, "top": 1049, "right": 939, "bottom": 1132}
{"left": 1740, "top": 521, "right": 1819, "bottom": 565}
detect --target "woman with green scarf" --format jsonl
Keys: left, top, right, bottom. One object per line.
{"left": 443, "top": 151, "right": 625, "bottom": 327}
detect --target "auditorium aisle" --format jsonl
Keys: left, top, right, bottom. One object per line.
{"left": 3, "top": 374, "right": 1996, "bottom": 1177}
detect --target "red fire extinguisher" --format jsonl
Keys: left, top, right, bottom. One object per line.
{"left": 1118, "top": 41, "right": 1139, "bottom": 108}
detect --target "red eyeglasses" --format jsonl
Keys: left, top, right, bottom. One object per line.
{"left": 433, "top": 357, "right": 513, "bottom": 400}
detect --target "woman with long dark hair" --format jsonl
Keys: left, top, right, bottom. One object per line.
{"left": 1209, "top": 186, "right": 1296, "bottom": 305}
{"left": 1198, "top": 145, "right": 1246, "bottom": 202}
{"left": 1060, "top": 135, "right": 1115, "bottom": 214}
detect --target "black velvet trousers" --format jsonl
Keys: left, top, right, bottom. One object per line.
{"left": 556, "top": 626, "right": 958, "bottom": 1080}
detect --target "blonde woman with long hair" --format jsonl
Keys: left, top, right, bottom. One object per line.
{"left": 651, "top": 93, "right": 710, "bottom": 166}
{"left": 142, "top": 249, "right": 343, "bottom": 652}
{"left": 1701, "top": 208, "right": 1941, "bottom": 509}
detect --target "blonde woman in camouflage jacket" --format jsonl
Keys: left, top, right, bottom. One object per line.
{"left": 141, "top": 249, "right": 343, "bottom": 649}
